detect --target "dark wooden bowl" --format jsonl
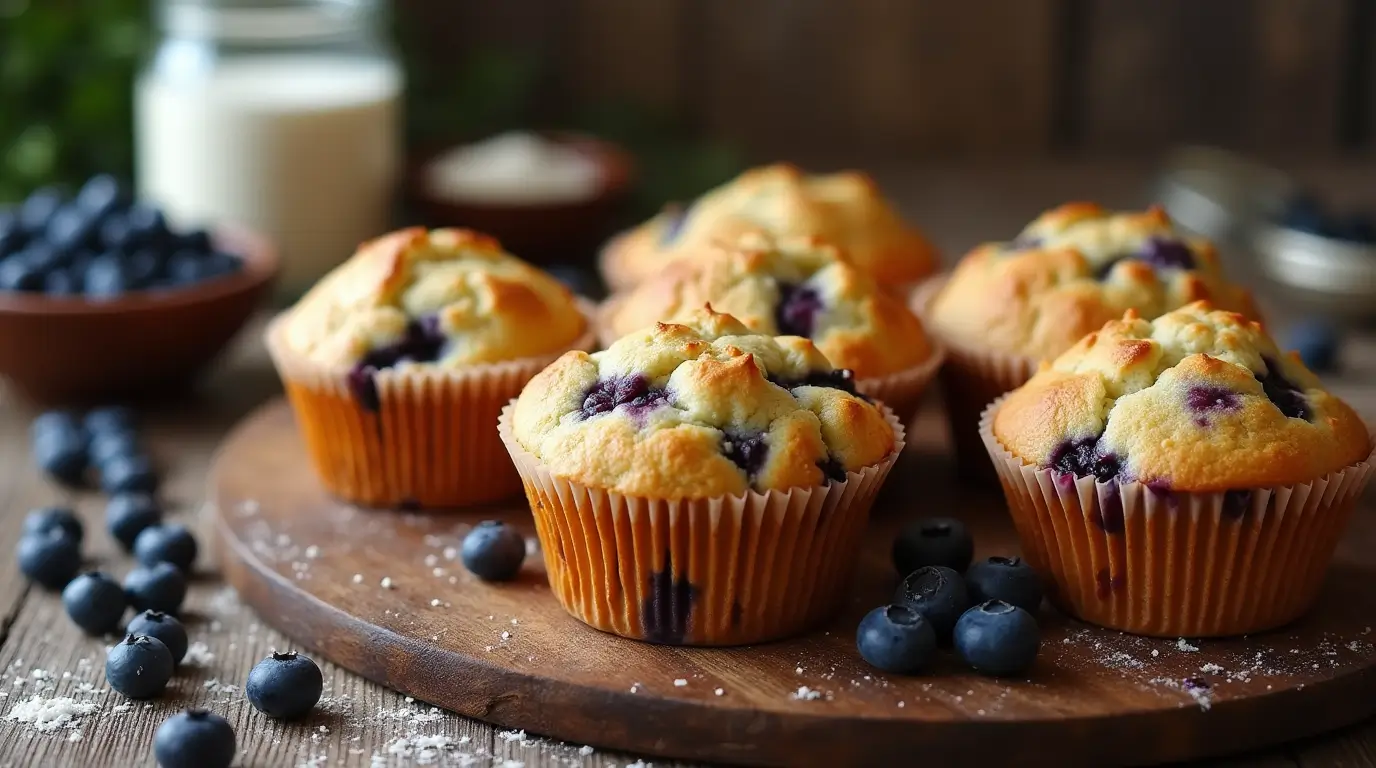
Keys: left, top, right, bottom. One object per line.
{"left": 404, "top": 133, "right": 636, "bottom": 265}
{"left": 0, "top": 227, "right": 278, "bottom": 406}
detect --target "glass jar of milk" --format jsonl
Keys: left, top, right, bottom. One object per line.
{"left": 136, "top": 0, "right": 403, "bottom": 298}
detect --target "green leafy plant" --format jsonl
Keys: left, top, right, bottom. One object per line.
{"left": 0, "top": 1, "right": 148, "bottom": 202}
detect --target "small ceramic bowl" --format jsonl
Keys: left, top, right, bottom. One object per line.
{"left": 0, "top": 226, "right": 277, "bottom": 405}
{"left": 405, "top": 133, "right": 636, "bottom": 265}
{"left": 1254, "top": 224, "right": 1376, "bottom": 325}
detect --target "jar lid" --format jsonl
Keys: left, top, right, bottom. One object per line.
{"left": 161, "top": 0, "right": 374, "bottom": 42}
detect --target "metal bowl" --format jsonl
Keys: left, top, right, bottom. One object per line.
{"left": 1152, "top": 146, "right": 1294, "bottom": 247}
{"left": 1254, "top": 224, "right": 1376, "bottom": 324}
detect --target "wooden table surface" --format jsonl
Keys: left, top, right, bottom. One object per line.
{"left": 2, "top": 162, "right": 1375, "bottom": 767}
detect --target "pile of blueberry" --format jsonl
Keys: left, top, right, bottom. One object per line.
{"left": 0, "top": 175, "right": 242, "bottom": 298}
{"left": 856, "top": 518, "right": 1043, "bottom": 677}
{"left": 1277, "top": 193, "right": 1376, "bottom": 246}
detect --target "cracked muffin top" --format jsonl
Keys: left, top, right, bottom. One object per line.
{"left": 926, "top": 203, "right": 1256, "bottom": 362}
{"left": 512, "top": 307, "right": 896, "bottom": 498}
{"left": 600, "top": 164, "right": 938, "bottom": 290}
{"left": 279, "top": 227, "right": 586, "bottom": 369}
{"left": 603, "top": 231, "right": 933, "bottom": 378}
{"left": 993, "top": 302, "right": 1369, "bottom": 491}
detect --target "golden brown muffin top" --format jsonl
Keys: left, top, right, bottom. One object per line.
{"left": 928, "top": 203, "right": 1256, "bottom": 361}
{"left": 513, "top": 307, "right": 896, "bottom": 498}
{"left": 994, "top": 302, "right": 1369, "bottom": 491}
{"left": 604, "top": 232, "right": 932, "bottom": 378}
{"left": 280, "top": 228, "right": 586, "bottom": 368}
{"left": 601, "top": 164, "right": 938, "bottom": 289}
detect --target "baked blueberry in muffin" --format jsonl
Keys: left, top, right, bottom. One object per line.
{"left": 994, "top": 302, "right": 1368, "bottom": 491}
{"left": 603, "top": 232, "right": 934, "bottom": 381}
{"left": 512, "top": 307, "right": 895, "bottom": 498}
{"left": 599, "top": 164, "right": 938, "bottom": 292}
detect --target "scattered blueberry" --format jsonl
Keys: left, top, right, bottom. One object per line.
{"left": 1284, "top": 320, "right": 1340, "bottom": 373}
{"left": 30, "top": 411, "right": 88, "bottom": 486}
{"left": 23, "top": 505, "right": 83, "bottom": 544}
{"left": 134, "top": 524, "right": 198, "bottom": 571}
{"left": 89, "top": 429, "right": 141, "bottom": 468}
{"left": 246, "top": 651, "right": 323, "bottom": 720}
{"left": 17, "top": 529, "right": 82, "bottom": 590}
{"left": 953, "top": 600, "right": 1042, "bottom": 676}
{"left": 85, "top": 405, "right": 136, "bottom": 436}
{"left": 106, "top": 493, "right": 162, "bottom": 551}
{"left": 892, "top": 517, "right": 974, "bottom": 576}
{"left": 123, "top": 562, "right": 188, "bottom": 614}
{"left": 964, "top": 556, "right": 1043, "bottom": 612}
{"left": 101, "top": 453, "right": 158, "bottom": 494}
{"left": 62, "top": 571, "right": 127, "bottom": 635}
{"left": 461, "top": 521, "right": 526, "bottom": 581}
{"left": 893, "top": 565, "right": 971, "bottom": 640}
{"left": 105, "top": 634, "right": 174, "bottom": 699}
{"left": 855, "top": 605, "right": 937, "bottom": 674}
{"left": 127, "top": 610, "right": 189, "bottom": 664}
{"left": 154, "top": 709, "right": 236, "bottom": 768}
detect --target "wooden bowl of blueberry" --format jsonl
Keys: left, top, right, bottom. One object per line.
{"left": 0, "top": 176, "right": 277, "bottom": 404}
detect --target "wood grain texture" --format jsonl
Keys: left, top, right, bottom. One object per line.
{"left": 2, "top": 164, "right": 1376, "bottom": 766}
{"left": 1078, "top": 0, "right": 1348, "bottom": 151}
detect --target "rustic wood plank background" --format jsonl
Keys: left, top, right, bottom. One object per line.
{"left": 0, "top": 163, "right": 1374, "bottom": 766}
{"left": 396, "top": 0, "right": 1374, "bottom": 158}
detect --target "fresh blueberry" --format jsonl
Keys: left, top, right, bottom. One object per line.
{"left": 123, "top": 562, "right": 187, "bottom": 614}
{"left": 178, "top": 229, "right": 213, "bottom": 254}
{"left": 105, "top": 634, "right": 174, "bottom": 699}
{"left": 461, "top": 521, "right": 526, "bottom": 581}
{"left": 62, "top": 571, "right": 127, "bottom": 635}
{"left": 134, "top": 524, "right": 198, "bottom": 571}
{"left": 101, "top": 453, "right": 159, "bottom": 494}
{"left": 165, "top": 250, "right": 206, "bottom": 285}
{"left": 19, "top": 187, "right": 64, "bottom": 235}
{"left": 98, "top": 214, "right": 134, "bottom": 251}
{"left": 89, "top": 429, "right": 141, "bottom": 468}
{"left": 953, "top": 600, "right": 1041, "bottom": 676}
{"left": 31, "top": 409, "right": 83, "bottom": 439}
{"left": 855, "top": 605, "right": 937, "bottom": 674}
{"left": 106, "top": 493, "right": 162, "bottom": 550}
{"left": 42, "top": 269, "right": 77, "bottom": 296}
{"left": 17, "top": 530, "right": 82, "bottom": 590}
{"left": 0, "top": 208, "right": 23, "bottom": 256}
{"left": 246, "top": 651, "right": 323, "bottom": 720}
{"left": 127, "top": 610, "right": 189, "bottom": 664}
{"left": 892, "top": 517, "right": 974, "bottom": 576}
{"left": 154, "top": 709, "right": 236, "bottom": 768}
{"left": 964, "top": 556, "right": 1043, "bottom": 612}
{"left": 85, "top": 405, "right": 136, "bottom": 436}
{"left": 31, "top": 416, "right": 88, "bottom": 486}
{"left": 75, "top": 174, "right": 129, "bottom": 219}
{"left": 125, "top": 203, "right": 169, "bottom": 246}
{"left": 46, "top": 205, "right": 97, "bottom": 253}
{"left": 21, "top": 242, "right": 65, "bottom": 271}
{"left": 893, "top": 565, "right": 971, "bottom": 641}
{"left": 204, "top": 251, "right": 242, "bottom": 279}
{"left": 23, "top": 505, "right": 83, "bottom": 544}
{"left": 0, "top": 257, "right": 44, "bottom": 291}
{"left": 1284, "top": 320, "right": 1340, "bottom": 373}
{"left": 84, "top": 253, "right": 131, "bottom": 298}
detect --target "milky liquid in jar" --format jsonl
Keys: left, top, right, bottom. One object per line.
{"left": 136, "top": 0, "right": 402, "bottom": 298}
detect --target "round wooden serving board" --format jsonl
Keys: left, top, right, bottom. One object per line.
{"left": 212, "top": 399, "right": 1376, "bottom": 768}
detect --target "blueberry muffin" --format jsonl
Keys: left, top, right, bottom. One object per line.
{"left": 267, "top": 227, "right": 594, "bottom": 508}
{"left": 915, "top": 202, "right": 1257, "bottom": 481}
{"left": 601, "top": 231, "right": 942, "bottom": 421}
{"left": 983, "top": 302, "right": 1371, "bottom": 636}
{"left": 499, "top": 307, "right": 905, "bottom": 644}
{"left": 599, "top": 164, "right": 938, "bottom": 292}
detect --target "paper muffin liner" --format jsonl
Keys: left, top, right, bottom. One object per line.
{"left": 910, "top": 275, "right": 1039, "bottom": 483}
{"left": 979, "top": 395, "right": 1375, "bottom": 637}
{"left": 265, "top": 302, "right": 598, "bottom": 510}
{"left": 497, "top": 402, "right": 907, "bottom": 645}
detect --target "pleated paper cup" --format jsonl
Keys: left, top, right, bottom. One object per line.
{"left": 910, "top": 275, "right": 1039, "bottom": 484}
{"left": 497, "top": 403, "right": 907, "bottom": 645}
{"left": 265, "top": 304, "right": 598, "bottom": 510}
{"left": 980, "top": 395, "right": 1375, "bottom": 637}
